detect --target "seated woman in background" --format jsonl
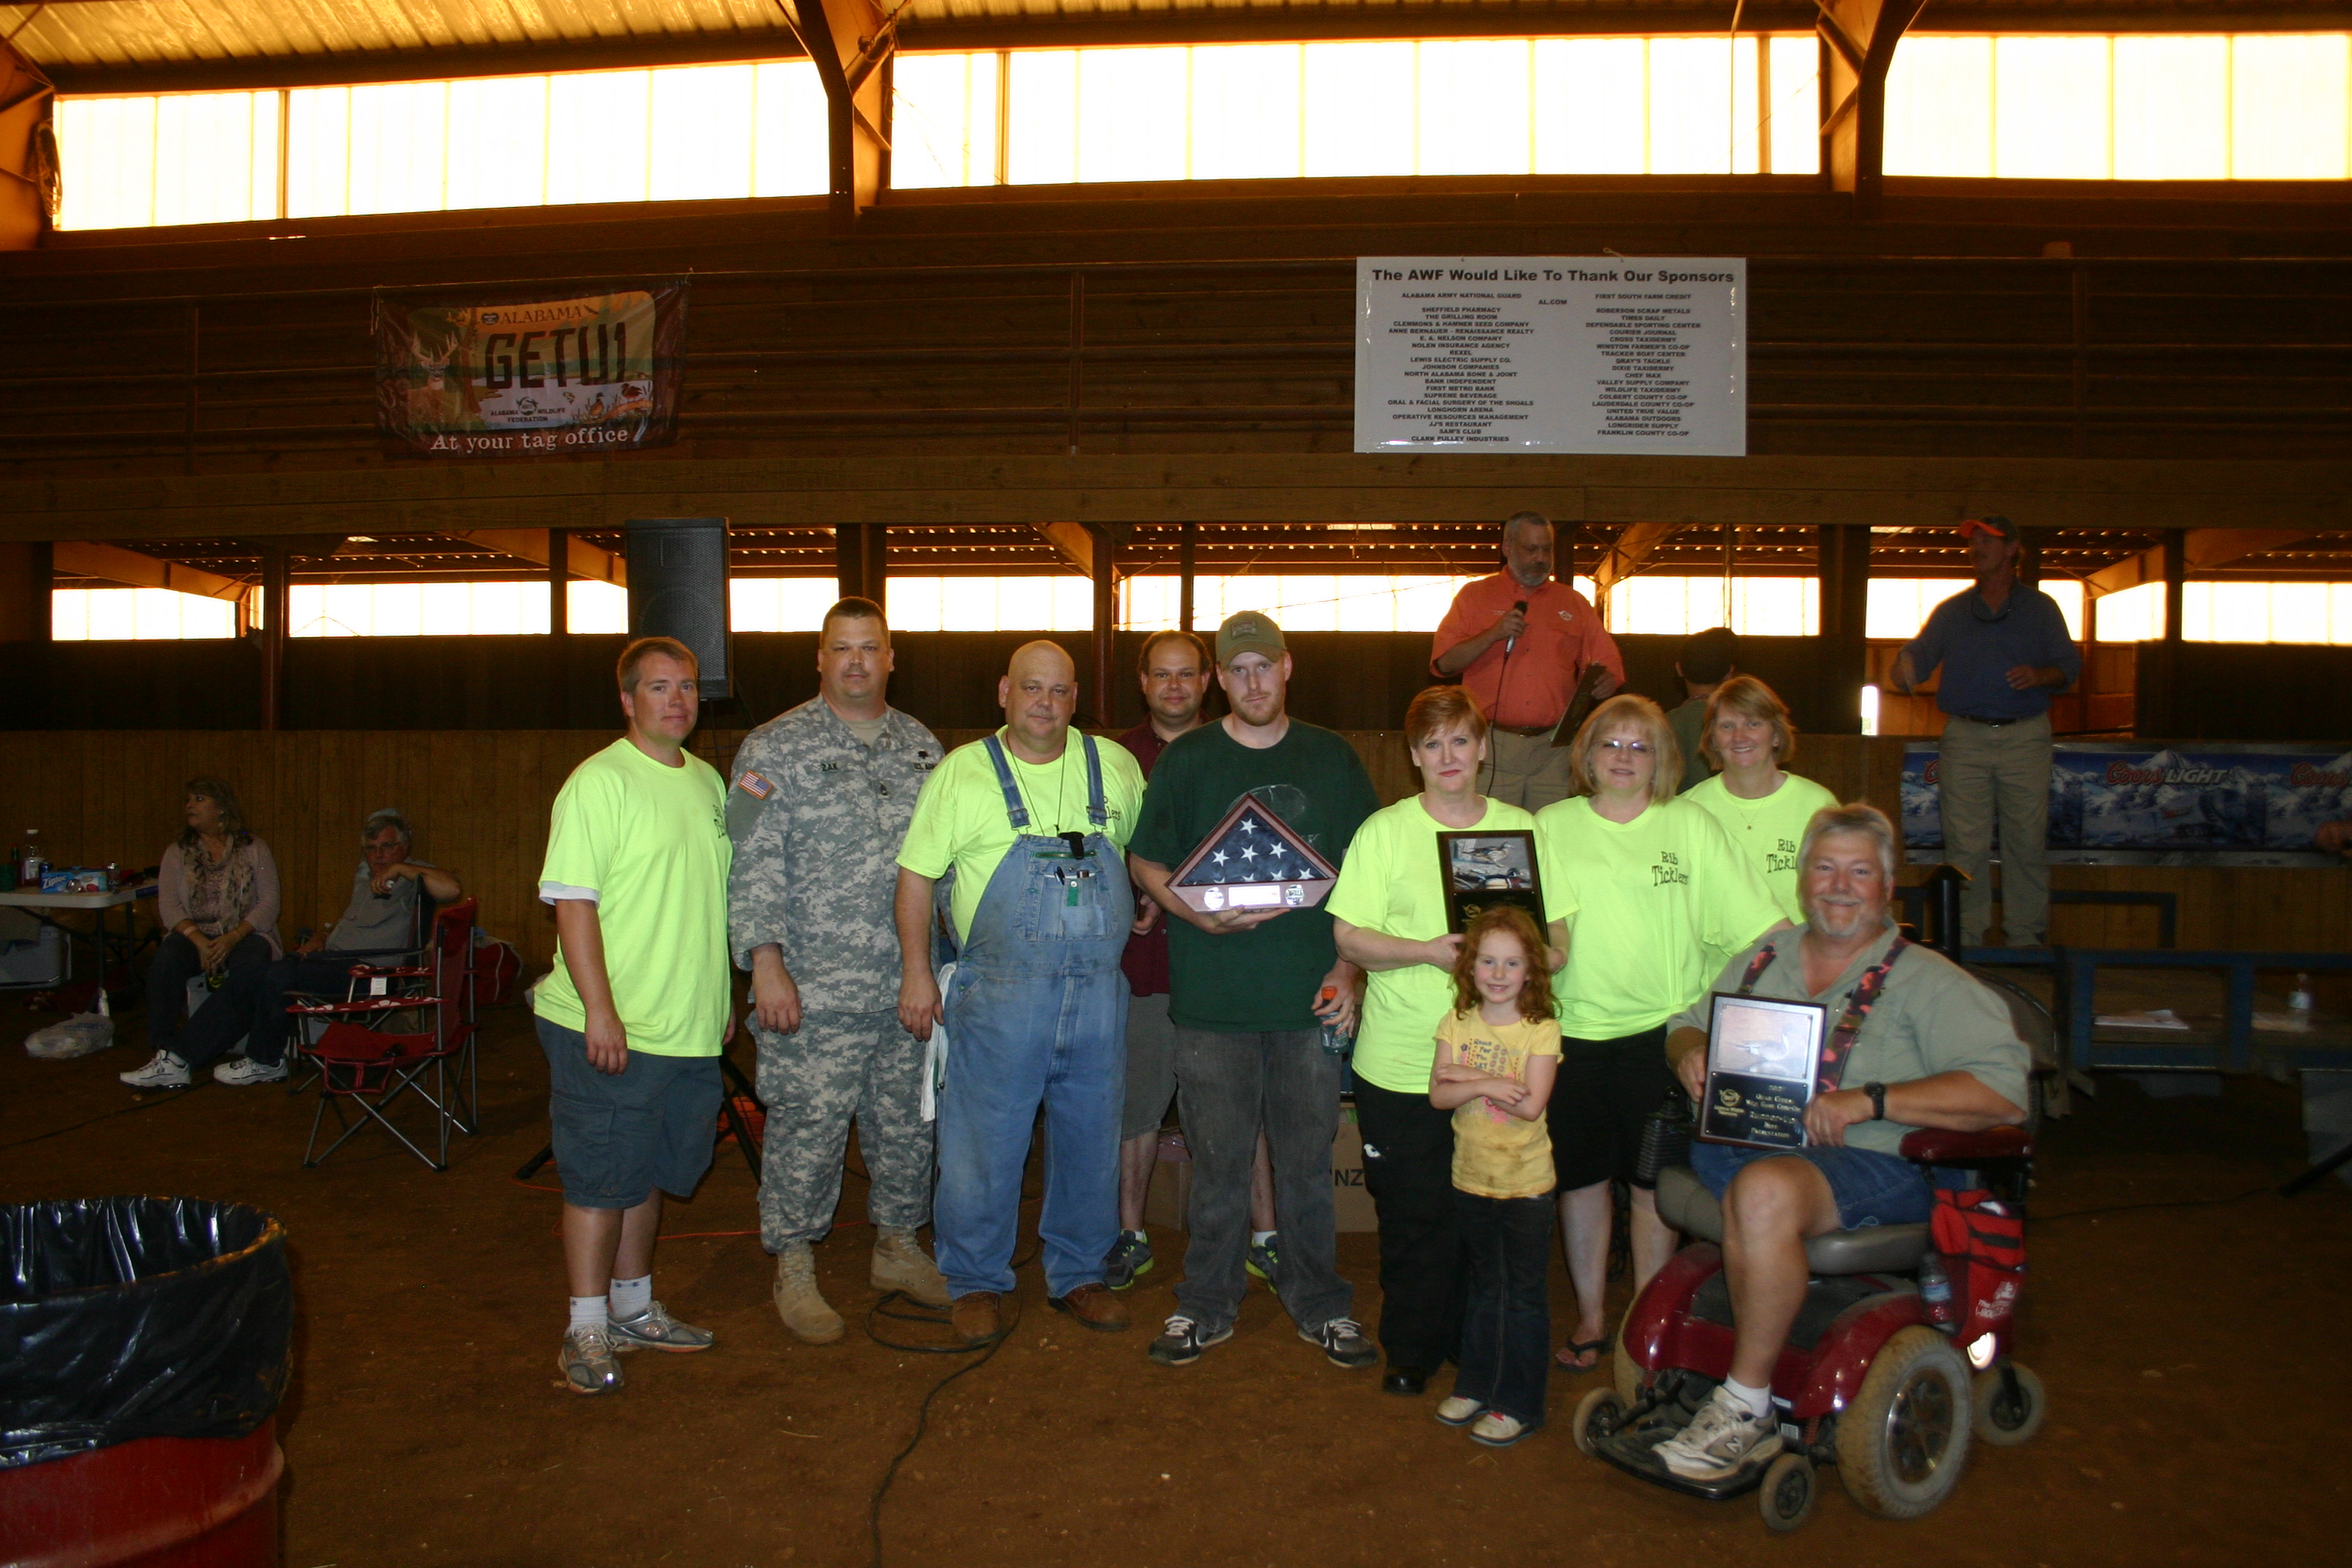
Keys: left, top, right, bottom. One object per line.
{"left": 1534, "top": 694, "right": 1784, "bottom": 1371}
{"left": 119, "top": 777, "right": 282, "bottom": 1091}
{"left": 1678, "top": 675, "right": 1839, "bottom": 924}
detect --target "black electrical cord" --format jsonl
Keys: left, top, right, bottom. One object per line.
{"left": 2031, "top": 1183, "right": 2274, "bottom": 1223}
{"left": 0, "top": 1089, "right": 188, "bottom": 1152}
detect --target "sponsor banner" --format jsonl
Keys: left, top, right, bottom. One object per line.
{"left": 1354, "top": 256, "right": 1745, "bottom": 455}
{"left": 1903, "top": 740, "right": 2352, "bottom": 866}
{"left": 374, "top": 281, "right": 688, "bottom": 456}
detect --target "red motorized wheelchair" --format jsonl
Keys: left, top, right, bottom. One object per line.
{"left": 1572, "top": 1125, "right": 2046, "bottom": 1531}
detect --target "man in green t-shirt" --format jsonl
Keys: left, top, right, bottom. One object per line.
{"left": 534, "top": 637, "right": 733, "bottom": 1396}
{"left": 1129, "top": 612, "right": 1383, "bottom": 1371}
{"left": 894, "top": 642, "right": 1147, "bottom": 1347}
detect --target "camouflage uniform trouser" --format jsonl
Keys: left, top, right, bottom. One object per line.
{"left": 755, "top": 1008, "right": 934, "bottom": 1252}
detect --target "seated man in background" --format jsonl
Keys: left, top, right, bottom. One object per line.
{"left": 1653, "top": 802, "right": 2027, "bottom": 1485}
{"left": 174, "top": 808, "right": 462, "bottom": 1086}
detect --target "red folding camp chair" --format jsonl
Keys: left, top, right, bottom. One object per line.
{"left": 288, "top": 897, "right": 480, "bottom": 1171}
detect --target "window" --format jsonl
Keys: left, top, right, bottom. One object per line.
{"left": 1607, "top": 577, "right": 1819, "bottom": 637}
{"left": 51, "top": 588, "right": 237, "bottom": 640}
{"left": 55, "top": 91, "right": 280, "bottom": 230}
{"left": 1886, "top": 31, "right": 2352, "bottom": 180}
{"left": 289, "top": 582, "right": 550, "bottom": 636}
{"left": 1867, "top": 579, "right": 2087, "bottom": 642}
{"left": 730, "top": 579, "right": 844, "bottom": 632}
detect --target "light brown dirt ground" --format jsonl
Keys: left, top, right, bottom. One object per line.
{"left": 3, "top": 999, "right": 2348, "bottom": 1568}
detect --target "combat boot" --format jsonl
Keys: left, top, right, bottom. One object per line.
{"left": 871, "top": 1227, "right": 952, "bottom": 1308}
{"left": 772, "top": 1243, "right": 844, "bottom": 1344}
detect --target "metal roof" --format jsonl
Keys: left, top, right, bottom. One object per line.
{"left": 13, "top": 1, "right": 2350, "bottom": 95}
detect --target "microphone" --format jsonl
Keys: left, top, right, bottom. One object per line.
{"left": 1504, "top": 599, "right": 1528, "bottom": 654}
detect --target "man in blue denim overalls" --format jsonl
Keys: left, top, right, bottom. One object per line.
{"left": 894, "top": 642, "right": 1150, "bottom": 1344}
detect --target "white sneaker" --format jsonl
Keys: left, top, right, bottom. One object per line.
{"left": 214, "top": 1057, "right": 289, "bottom": 1086}
{"left": 1654, "top": 1387, "right": 1784, "bottom": 1482}
{"left": 119, "top": 1051, "right": 191, "bottom": 1089}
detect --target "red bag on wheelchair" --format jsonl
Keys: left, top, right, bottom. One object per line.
{"left": 1930, "top": 1188, "right": 2026, "bottom": 1341}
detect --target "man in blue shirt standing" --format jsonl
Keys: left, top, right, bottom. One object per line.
{"left": 1891, "top": 516, "right": 2082, "bottom": 949}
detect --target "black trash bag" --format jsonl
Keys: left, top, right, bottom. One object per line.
{"left": 1, "top": 1197, "right": 292, "bottom": 1469}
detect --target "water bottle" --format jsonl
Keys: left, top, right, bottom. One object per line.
{"left": 1316, "top": 985, "right": 1352, "bottom": 1057}
{"left": 21, "top": 829, "right": 44, "bottom": 886}
{"left": 1917, "top": 1250, "right": 1958, "bottom": 1334}
{"left": 2288, "top": 973, "right": 2314, "bottom": 1014}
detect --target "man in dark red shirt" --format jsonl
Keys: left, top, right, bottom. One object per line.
{"left": 1106, "top": 629, "right": 1277, "bottom": 1289}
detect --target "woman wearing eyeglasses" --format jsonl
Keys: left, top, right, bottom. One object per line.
{"left": 1533, "top": 694, "right": 1783, "bottom": 1372}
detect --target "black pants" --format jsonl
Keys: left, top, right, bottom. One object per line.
{"left": 175, "top": 951, "right": 364, "bottom": 1069}
{"left": 1452, "top": 1191, "right": 1554, "bottom": 1426}
{"left": 145, "top": 932, "right": 272, "bottom": 1062}
{"left": 1354, "top": 1079, "right": 1465, "bottom": 1373}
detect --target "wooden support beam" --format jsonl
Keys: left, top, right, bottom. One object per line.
{"left": 2085, "top": 528, "right": 2316, "bottom": 596}
{"left": 1035, "top": 521, "right": 1097, "bottom": 578}
{"left": 775, "top": 0, "right": 893, "bottom": 232}
{"left": 1593, "top": 522, "right": 1689, "bottom": 603}
{"left": 51, "top": 539, "right": 246, "bottom": 600}
{"left": 452, "top": 528, "right": 626, "bottom": 588}
{"left": 1817, "top": 0, "right": 1927, "bottom": 217}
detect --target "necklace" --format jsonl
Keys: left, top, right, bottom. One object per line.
{"left": 1010, "top": 740, "right": 1073, "bottom": 834}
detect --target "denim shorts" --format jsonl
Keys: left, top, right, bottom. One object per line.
{"left": 1690, "top": 1140, "right": 1934, "bottom": 1231}
{"left": 537, "top": 1017, "right": 722, "bottom": 1210}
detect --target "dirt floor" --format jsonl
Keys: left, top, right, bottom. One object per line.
{"left": 5, "top": 997, "right": 2349, "bottom": 1568}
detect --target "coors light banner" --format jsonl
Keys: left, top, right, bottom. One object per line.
{"left": 1903, "top": 741, "right": 2352, "bottom": 866}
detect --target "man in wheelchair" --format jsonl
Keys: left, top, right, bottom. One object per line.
{"left": 1651, "top": 802, "right": 2029, "bottom": 1485}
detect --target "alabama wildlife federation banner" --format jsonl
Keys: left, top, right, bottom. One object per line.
{"left": 1354, "top": 256, "right": 1746, "bottom": 455}
{"left": 373, "top": 280, "right": 689, "bottom": 456}
{"left": 1903, "top": 740, "right": 2352, "bottom": 866}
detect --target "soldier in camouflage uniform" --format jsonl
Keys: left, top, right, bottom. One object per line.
{"left": 727, "top": 597, "right": 950, "bottom": 1343}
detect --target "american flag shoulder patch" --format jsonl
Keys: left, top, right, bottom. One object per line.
{"left": 738, "top": 771, "right": 774, "bottom": 799}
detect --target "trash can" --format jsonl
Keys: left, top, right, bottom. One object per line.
{"left": 2, "top": 1197, "right": 292, "bottom": 1566}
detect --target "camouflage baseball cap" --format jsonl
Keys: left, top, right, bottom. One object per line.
{"left": 1216, "top": 610, "right": 1287, "bottom": 665}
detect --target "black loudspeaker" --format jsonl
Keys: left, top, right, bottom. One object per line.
{"left": 625, "top": 518, "right": 732, "bottom": 701}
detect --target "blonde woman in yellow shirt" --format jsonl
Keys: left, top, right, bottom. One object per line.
{"left": 1679, "top": 675, "right": 1839, "bottom": 924}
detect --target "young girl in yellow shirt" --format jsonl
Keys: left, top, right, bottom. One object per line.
{"left": 1429, "top": 906, "right": 1562, "bottom": 1447}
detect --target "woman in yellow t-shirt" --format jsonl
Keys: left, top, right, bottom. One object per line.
{"left": 1534, "top": 694, "right": 1783, "bottom": 1370}
{"left": 1679, "top": 675, "right": 1840, "bottom": 924}
{"left": 1329, "top": 685, "right": 1536, "bottom": 1396}
{"left": 1429, "top": 906, "right": 1560, "bottom": 1449}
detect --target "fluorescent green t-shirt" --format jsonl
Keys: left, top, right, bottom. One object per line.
{"left": 534, "top": 738, "right": 732, "bottom": 1058}
{"left": 1536, "top": 795, "right": 1784, "bottom": 1040}
{"left": 897, "top": 730, "right": 1146, "bottom": 944}
{"left": 1681, "top": 770, "right": 1841, "bottom": 925}
{"left": 1325, "top": 795, "right": 1537, "bottom": 1096}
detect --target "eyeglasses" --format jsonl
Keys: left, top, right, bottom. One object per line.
{"left": 1597, "top": 740, "right": 1652, "bottom": 755}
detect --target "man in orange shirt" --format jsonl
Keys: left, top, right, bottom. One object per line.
{"left": 1431, "top": 511, "right": 1625, "bottom": 811}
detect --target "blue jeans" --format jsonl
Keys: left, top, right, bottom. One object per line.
{"left": 1690, "top": 1141, "right": 1935, "bottom": 1230}
{"left": 1452, "top": 1191, "right": 1553, "bottom": 1426}
{"left": 935, "top": 963, "right": 1126, "bottom": 1298}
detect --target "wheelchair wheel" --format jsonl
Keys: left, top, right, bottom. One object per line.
{"left": 1973, "top": 1362, "right": 2047, "bottom": 1446}
{"left": 1572, "top": 1387, "right": 1627, "bottom": 1459}
{"left": 1836, "top": 1326, "right": 1973, "bottom": 1519}
{"left": 1759, "top": 1452, "right": 1816, "bottom": 1533}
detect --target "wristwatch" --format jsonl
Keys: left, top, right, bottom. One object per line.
{"left": 1864, "top": 1081, "right": 1888, "bottom": 1121}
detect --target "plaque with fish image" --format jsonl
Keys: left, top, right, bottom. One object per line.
{"left": 1697, "top": 991, "right": 1828, "bottom": 1152}
{"left": 1168, "top": 795, "right": 1340, "bottom": 916}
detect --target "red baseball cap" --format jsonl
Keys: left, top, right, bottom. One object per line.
{"left": 1958, "top": 515, "right": 2018, "bottom": 541}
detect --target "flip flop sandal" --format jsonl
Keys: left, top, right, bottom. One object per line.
{"left": 1555, "top": 1337, "right": 1610, "bottom": 1370}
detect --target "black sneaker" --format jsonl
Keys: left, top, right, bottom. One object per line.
{"left": 1147, "top": 1314, "right": 1233, "bottom": 1367}
{"left": 1246, "top": 1233, "right": 1279, "bottom": 1285}
{"left": 1302, "top": 1317, "right": 1379, "bottom": 1369}
{"left": 1104, "top": 1230, "right": 1154, "bottom": 1291}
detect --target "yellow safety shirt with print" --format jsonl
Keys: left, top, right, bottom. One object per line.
{"left": 1325, "top": 794, "right": 1536, "bottom": 1096}
{"left": 1536, "top": 794, "right": 1783, "bottom": 1040}
{"left": 535, "top": 738, "right": 732, "bottom": 1058}
{"left": 897, "top": 730, "right": 1146, "bottom": 945}
{"left": 1681, "top": 770, "right": 1841, "bottom": 925}
{"left": 1438, "top": 1010, "right": 1563, "bottom": 1200}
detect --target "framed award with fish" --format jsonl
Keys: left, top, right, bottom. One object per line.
{"left": 1167, "top": 796, "right": 1339, "bottom": 915}
{"left": 1697, "top": 993, "right": 1828, "bottom": 1151}
{"left": 1434, "top": 829, "right": 1544, "bottom": 935}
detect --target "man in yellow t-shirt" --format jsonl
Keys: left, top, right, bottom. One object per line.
{"left": 535, "top": 638, "right": 733, "bottom": 1396}
{"left": 894, "top": 642, "right": 1146, "bottom": 1347}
